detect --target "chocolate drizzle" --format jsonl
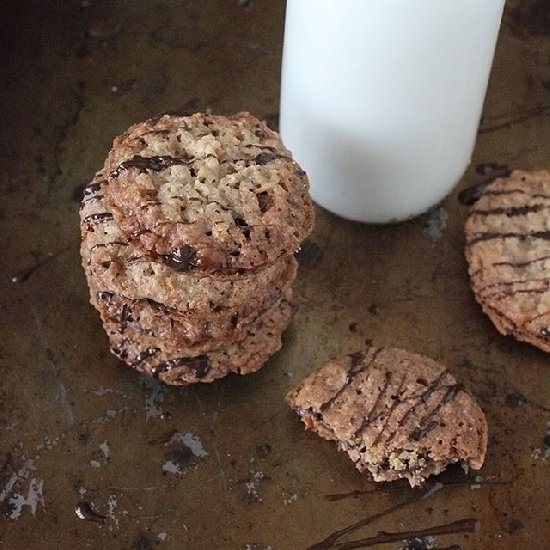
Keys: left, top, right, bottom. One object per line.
{"left": 313, "top": 518, "right": 478, "bottom": 550}
{"left": 234, "top": 217, "right": 251, "bottom": 239}
{"left": 11, "top": 248, "right": 68, "bottom": 284}
{"left": 90, "top": 241, "right": 128, "bottom": 252}
{"left": 442, "top": 383, "right": 464, "bottom": 403}
{"left": 132, "top": 347, "right": 161, "bottom": 366}
{"left": 152, "top": 355, "right": 210, "bottom": 379}
{"left": 410, "top": 421, "right": 440, "bottom": 442}
{"left": 255, "top": 151, "right": 276, "bottom": 165}
{"left": 256, "top": 191, "right": 272, "bottom": 213}
{"left": 162, "top": 245, "right": 198, "bottom": 272}
{"left": 384, "top": 371, "right": 448, "bottom": 445}
{"left": 349, "top": 351, "right": 366, "bottom": 367}
{"left": 471, "top": 204, "right": 546, "bottom": 217}
{"left": 352, "top": 368, "right": 392, "bottom": 439}
{"left": 82, "top": 179, "right": 105, "bottom": 202}
{"left": 75, "top": 501, "right": 106, "bottom": 523}
{"left": 98, "top": 291, "right": 114, "bottom": 304}
{"left": 493, "top": 254, "right": 550, "bottom": 269}
{"left": 145, "top": 298, "right": 167, "bottom": 311}
{"left": 110, "top": 154, "right": 191, "bottom": 177}
{"left": 307, "top": 486, "right": 478, "bottom": 550}
{"left": 484, "top": 188, "right": 550, "bottom": 201}
{"left": 407, "top": 384, "right": 464, "bottom": 443}
{"left": 319, "top": 348, "right": 381, "bottom": 413}
{"left": 370, "top": 375, "right": 408, "bottom": 446}
{"left": 467, "top": 230, "right": 550, "bottom": 247}
{"left": 83, "top": 212, "right": 113, "bottom": 225}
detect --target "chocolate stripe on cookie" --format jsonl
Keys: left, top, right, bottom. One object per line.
{"left": 384, "top": 371, "right": 449, "bottom": 445}
{"left": 162, "top": 245, "right": 199, "bottom": 272}
{"left": 483, "top": 285, "right": 550, "bottom": 301}
{"left": 483, "top": 188, "right": 550, "bottom": 200}
{"left": 83, "top": 212, "right": 114, "bottom": 225}
{"left": 470, "top": 204, "right": 548, "bottom": 217}
{"left": 151, "top": 355, "right": 210, "bottom": 379}
{"left": 370, "top": 374, "right": 408, "bottom": 446}
{"left": 492, "top": 255, "right": 550, "bottom": 269}
{"left": 89, "top": 241, "right": 129, "bottom": 251}
{"left": 467, "top": 230, "right": 550, "bottom": 246}
{"left": 477, "top": 277, "right": 550, "bottom": 294}
{"left": 82, "top": 179, "right": 105, "bottom": 202}
{"left": 131, "top": 347, "right": 161, "bottom": 366}
{"left": 523, "top": 310, "right": 550, "bottom": 329}
{"left": 410, "top": 384, "right": 464, "bottom": 441}
{"left": 110, "top": 155, "right": 192, "bottom": 178}
{"left": 352, "top": 369, "right": 393, "bottom": 440}
{"left": 319, "top": 348, "right": 382, "bottom": 413}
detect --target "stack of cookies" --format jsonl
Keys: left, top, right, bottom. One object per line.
{"left": 80, "top": 112, "right": 314, "bottom": 385}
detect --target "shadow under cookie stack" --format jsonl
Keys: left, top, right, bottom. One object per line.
{"left": 80, "top": 112, "right": 314, "bottom": 385}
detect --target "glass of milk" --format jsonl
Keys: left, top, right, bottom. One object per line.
{"left": 280, "top": 0, "right": 506, "bottom": 223}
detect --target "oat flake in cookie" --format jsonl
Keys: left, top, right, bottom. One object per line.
{"left": 465, "top": 169, "right": 550, "bottom": 352}
{"left": 101, "top": 112, "right": 314, "bottom": 274}
{"left": 287, "top": 347, "right": 488, "bottom": 487}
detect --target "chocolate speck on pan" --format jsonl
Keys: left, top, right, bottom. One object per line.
{"left": 256, "top": 444, "right": 272, "bottom": 459}
{"left": 75, "top": 501, "right": 106, "bottom": 523}
{"left": 11, "top": 249, "right": 67, "bottom": 284}
{"left": 505, "top": 392, "right": 527, "bottom": 408}
{"left": 368, "top": 304, "right": 379, "bottom": 315}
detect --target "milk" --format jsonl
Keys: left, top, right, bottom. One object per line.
{"left": 280, "top": 0, "right": 505, "bottom": 223}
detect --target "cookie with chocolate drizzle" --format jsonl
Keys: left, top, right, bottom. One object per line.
{"left": 101, "top": 112, "right": 314, "bottom": 274}
{"left": 102, "top": 295, "right": 295, "bottom": 386}
{"left": 287, "top": 347, "right": 487, "bottom": 487}
{"left": 465, "top": 169, "right": 550, "bottom": 352}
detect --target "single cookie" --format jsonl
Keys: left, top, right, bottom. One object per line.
{"left": 465, "top": 169, "right": 550, "bottom": 352}
{"left": 287, "top": 347, "right": 488, "bottom": 487}
{"left": 100, "top": 112, "right": 314, "bottom": 273}
{"left": 102, "top": 297, "right": 295, "bottom": 385}
{"left": 88, "top": 275, "right": 294, "bottom": 351}
{"left": 80, "top": 172, "right": 297, "bottom": 315}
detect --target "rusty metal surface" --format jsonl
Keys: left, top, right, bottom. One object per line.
{"left": 1, "top": 1, "right": 549, "bottom": 548}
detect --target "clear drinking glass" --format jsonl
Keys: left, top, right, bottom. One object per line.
{"left": 280, "top": 0, "right": 506, "bottom": 223}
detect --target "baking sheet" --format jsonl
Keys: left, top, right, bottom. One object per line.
{"left": 1, "top": 0, "right": 549, "bottom": 548}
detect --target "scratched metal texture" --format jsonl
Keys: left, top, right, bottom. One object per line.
{"left": 0, "top": 1, "right": 549, "bottom": 549}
